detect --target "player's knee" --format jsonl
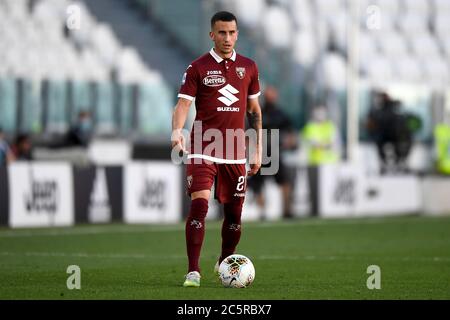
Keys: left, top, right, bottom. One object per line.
{"left": 191, "top": 190, "right": 210, "bottom": 200}
{"left": 188, "top": 198, "right": 209, "bottom": 221}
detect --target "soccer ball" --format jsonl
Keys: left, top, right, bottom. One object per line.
{"left": 218, "top": 254, "right": 255, "bottom": 288}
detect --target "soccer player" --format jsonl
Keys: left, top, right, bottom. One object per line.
{"left": 171, "top": 11, "right": 262, "bottom": 287}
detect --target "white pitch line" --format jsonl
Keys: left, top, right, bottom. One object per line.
{"left": 257, "top": 255, "right": 450, "bottom": 262}
{"left": 0, "top": 225, "right": 189, "bottom": 238}
{"left": 0, "top": 216, "right": 435, "bottom": 238}
{"left": 0, "top": 251, "right": 185, "bottom": 260}
{"left": 1, "top": 251, "right": 449, "bottom": 263}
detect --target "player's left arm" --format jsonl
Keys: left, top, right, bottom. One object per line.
{"left": 246, "top": 97, "right": 262, "bottom": 176}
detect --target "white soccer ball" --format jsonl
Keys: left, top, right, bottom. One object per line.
{"left": 218, "top": 254, "right": 255, "bottom": 288}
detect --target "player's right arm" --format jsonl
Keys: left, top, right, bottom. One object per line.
{"left": 172, "top": 64, "right": 198, "bottom": 154}
{"left": 171, "top": 97, "right": 192, "bottom": 154}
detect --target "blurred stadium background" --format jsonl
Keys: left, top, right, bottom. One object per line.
{"left": 0, "top": 0, "right": 450, "bottom": 299}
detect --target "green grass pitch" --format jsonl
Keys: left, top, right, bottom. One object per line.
{"left": 0, "top": 215, "right": 449, "bottom": 299}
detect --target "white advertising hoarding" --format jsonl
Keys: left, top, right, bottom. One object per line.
{"left": 319, "top": 163, "right": 422, "bottom": 218}
{"left": 242, "top": 179, "right": 283, "bottom": 222}
{"left": 422, "top": 178, "right": 450, "bottom": 216}
{"left": 319, "top": 163, "right": 363, "bottom": 218}
{"left": 9, "top": 162, "right": 74, "bottom": 228}
{"left": 356, "top": 175, "right": 422, "bottom": 216}
{"left": 124, "top": 162, "right": 181, "bottom": 223}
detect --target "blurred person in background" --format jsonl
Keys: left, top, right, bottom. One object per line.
{"left": 248, "top": 85, "right": 297, "bottom": 219}
{"left": 11, "top": 134, "right": 33, "bottom": 161}
{"left": 433, "top": 112, "right": 450, "bottom": 175}
{"left": 65, "top": 110, "right": 93, "bottom": 147}
{"left": 366, "top": 92, "right": 418, "bottom": 174}
{"left": 302, "top": 105, "right": 340, "bottom": 216}
{"left": 0, "top": 128, "right": 15, "bottom": 166}
{"left": 391, "top": 101, "right": 421, "bottom": 173}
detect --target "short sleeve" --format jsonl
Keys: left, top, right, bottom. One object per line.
{"left": 248, "top": 62, "right": 261, "bottom": 99}
{"left": 178, "top": 64, "right": 198, "bottom": 101}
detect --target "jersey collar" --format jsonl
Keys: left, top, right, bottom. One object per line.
{"left": 210, "top": 48, "right": 236, "bottom": 63}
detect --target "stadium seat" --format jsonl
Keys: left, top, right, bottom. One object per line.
{"left": 33, "top": 0, "right": 58, "bottom": 25}
{"left": 314, "top": 0, "right": 344, "bottom": 18}
{"left": 312, "top": 16, "right": 331, "bottom": 52}
{"left": 359, "top": 31, "right": 379, "bottom": 72}
{"left": 270, "top": 0, "right": 290, "bottom": 6}
{"left": 392, "top": 55, "right": 424, "bottom": 83}
{"left": 398, "top": 13, "right": 430, "bottom": 36}
{"left": 403, "top": 0, "right": 430, "bottom": 15}
{"left": 439, "top": 33, "right": 450, "bottom": 61}
{"left": 320, "top": 53, "right": 347, "bottom": 90}
{"left": 375, "top": 30, "right": 409, "bottom": 58}
{"left": 357, "top": 0, "right": 374, "bottom": 12}
{"left": 433, "top": 0, "right": 450, "bottom": 13}
{"left": 261, "top": 5, "right": 293, "bottom": 49}
{"left": 81, "top": 49, "right": 109, "bottom": 82}
{"left": 227, "top": 0, "right": 266, "bottom": 29}
{"left": 292, "top": 31, "right": 317, "bottom": 66}
{"left": 4, "top": 0, "right": 28, "bottom": 20}
{"left": 91, "top": 23, "right": 121, "bottom": 68}
{"left": 62, "top": 44, "right": 86, "bottom": 81}
{"left": 366, "top": 56, "right": 394, "bottom": 84}
{"left": 290, "top": 0, "right": 314, "bottom": 30}
{"left": 116, "top": 47, "right": 156, "bottom": 84}
{"left": 422, "top": 57, "right": 450, "bottom": 88}
{"left": 408, "top": 32, "right": 442, "bottom": 60}
{"left": 433, "top": 12, "right": 450, "bottom": 41}
{"left": 328, "top": 11, "right": 348, "bottom": 51}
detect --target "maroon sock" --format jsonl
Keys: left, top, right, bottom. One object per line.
{"left": 186, "top": 198, "right": 209, "bottom": 273}
{"left": 220, "top": 201, "right": 243, "bottom": 263}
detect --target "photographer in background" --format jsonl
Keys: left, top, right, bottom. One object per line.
{"left": 366, "top": 92, "right": 420, "bottom": 174}
{"left": 66, "top": 110, "right": 93, "bottom": 147}
{"left": 247, "top": 86, "right": 298, "bottom": 219}
{"left": 0, "top": 128, "right": 15, "bottom": 166}
{"left": 11, "top": 133, "right": 33, "bottom": 161}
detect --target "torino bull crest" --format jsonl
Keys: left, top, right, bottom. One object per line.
{"left": 235, "top": 67, "right": 245, "bottom": 79}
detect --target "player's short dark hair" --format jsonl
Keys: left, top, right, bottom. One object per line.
{"left": 211, "top": 11, "right": 238, "bottom": 28}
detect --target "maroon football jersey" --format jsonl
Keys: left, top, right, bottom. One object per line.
{"left": 178, "top": 48, "right": 260, "bottom": 163}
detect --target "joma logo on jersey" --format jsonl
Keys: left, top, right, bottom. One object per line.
{"left": 218, "top": 84, "right": 239, "bottom": 106}
{"left": 203, "top": 75, "right": 226, "bottom": 87}
{"left": 207, "top": 70, "right": 222, "bottom": 75}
